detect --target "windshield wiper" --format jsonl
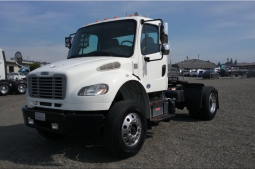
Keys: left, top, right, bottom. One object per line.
{"left": 87, "top": 50, "right": 125, "bottom": 57}
{"left": 68, "top": 50, "right": 124, "bottom": 59}
{"left": 68, "top": 55, "right": 79, "bottom": 59}
{"left": 86, "top": 50, "right": 113, "bottom": 56}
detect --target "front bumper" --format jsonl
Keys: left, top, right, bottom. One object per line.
{"left": 22, "top": 105, "right": 104, "bottom": 136}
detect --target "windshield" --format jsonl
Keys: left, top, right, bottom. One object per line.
{"left": 68, "top": 20, "right": 137, "bottom": 59}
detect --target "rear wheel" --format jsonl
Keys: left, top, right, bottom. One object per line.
{"left": 0, "top": 83, "right": 10, "bottom": 96}
{"left": 104, "top": 100, "right": 147, "bottom": 158}
{"left": 189, "top": 108, "right": 200, "bottom": 119}
{"left": 37, "top": 129, "right": 66, "bottom": 140}
{"left": 189, "top": 86, "right": 218, "bottom": 120}
{"left": 14, "top": 83, "right": 26, "bottom": 94}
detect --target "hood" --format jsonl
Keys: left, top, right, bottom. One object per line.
{"left": 30, "top": 56, "right": 133, "bottom": 76}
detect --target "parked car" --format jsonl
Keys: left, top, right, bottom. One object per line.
{"left": 190, "top": 70, "right": 198, "bottom": 77}
{"left": 198, "top": 70, "right": 205, "bottom": 77}
{"left": 203, "top": 70, "right": 219, "bottom": 79}
{"left": 10, "top": 72, "right": 26, "bottom": 80}
{"left": 7, "top": 73, "right": 14, "bottom": 80}
{"left": 218, "top": 69, "right": 229, "bottom": 77}
{"left": 181, "top": 70, "right": 190, "bottom": 77}
{"left": 168, "top": 68, "right": 179, "bottom": 80}
{"left": 247, "top": 69, "right": 255, "bottom": 78}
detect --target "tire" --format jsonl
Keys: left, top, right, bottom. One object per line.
{"left": 14, "top": 82, "right": 27, "bottom": 94}
{"left": 189, "top": 108, "right": 200, "bottom": 119}
{"left": 189, "top": 86, "right": 218, "bottom": 120}
{"left": 104, "top": 100, "right": 147, "bottom": 158}
{"left": 0, "top": 82, "right": 10, "bottom": 96}
{"left": 37, "top": 129, "right": 66, "bottom": 140}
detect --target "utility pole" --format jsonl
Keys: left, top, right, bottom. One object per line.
{"left": 198, "top": 54, "right": 200, "bottom": 60}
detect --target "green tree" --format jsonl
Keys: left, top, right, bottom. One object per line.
{"left": 234, "top": 59, "right": 237, "bottom": 64}
{"left": 230, "top": 58, "right": 233, "bottom": 64}
{"left": 217, "top": 62, "right": 221, "bottom": 66}
{"left": 30, "top": 62, "right": 41, "bottom": 71}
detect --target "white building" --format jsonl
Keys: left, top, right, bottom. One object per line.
{"left": 6, "top": 60, "right": 33, "bottom": 73}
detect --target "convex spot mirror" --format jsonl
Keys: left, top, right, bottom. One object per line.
{"left": 65, "top": 37, "right": 72, "bottom": 49}
{"left": 14, "top": 51, "right": 23, "bottom": 64}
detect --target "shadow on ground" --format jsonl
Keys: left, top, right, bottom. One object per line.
{"left": 0, "top": 124, "right": 159, "bottom": 166}
{"left": 0, "top": 124, "right": 121, "bottom": 166}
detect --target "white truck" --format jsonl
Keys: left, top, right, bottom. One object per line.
{"left": 0, "top": 49, "right": 27, "bottom": 95}
{"left": 22, "top": 13, "right": 219, "bottom": 158}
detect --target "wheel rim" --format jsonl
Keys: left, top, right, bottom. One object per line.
{"left": 18, "top": 84, "right": 26, "bottom": 93}
{"left": 209, "top": 93, "right": 216, "bottom": 113}
{"left": 121, "top": 113, "right": 142, "bottom": 147}
{"left": 0, "top": 84, "right": 9, "bottom": 94}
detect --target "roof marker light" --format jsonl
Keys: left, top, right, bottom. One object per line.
{"left": 86, "top": 23, "right": 89, "bottom": 25}
{"left": 104, "top": 18, "right": 108, "bottom": 20}
{"left": 95, "top": 20, "right": 99, "bottom": 22}
{"left": 113, "top": 16, "right": 118, "bottom": 19}
{"left": 129, "top": 14, "right": 133, "bottom": 17}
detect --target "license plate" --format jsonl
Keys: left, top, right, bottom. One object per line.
{"left": 35, "top": 112, "right": 45, "bottom": 121}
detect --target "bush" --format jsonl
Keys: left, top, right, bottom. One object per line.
{"left": 30, "top": 62, "right": 41, "bottom": 71}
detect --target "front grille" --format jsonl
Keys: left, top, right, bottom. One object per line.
{"left": 28, "top": 74, "right": 66, "bottom": 100}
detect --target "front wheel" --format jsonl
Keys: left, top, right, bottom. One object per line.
{"left": 104, "top": 100, "right": 147, "bottom": 158}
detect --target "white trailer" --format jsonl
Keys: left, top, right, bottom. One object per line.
{"left": 22, "top": 13, "right": 219, "bottom": 158}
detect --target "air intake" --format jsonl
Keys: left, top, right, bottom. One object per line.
{"left": 97, "top": 62, "right": 121, "bottom": 71}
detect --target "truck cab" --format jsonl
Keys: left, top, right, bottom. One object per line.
{"left": 22, "top": 13, "right": 219, "bottom": 158}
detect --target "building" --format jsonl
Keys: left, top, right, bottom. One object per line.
{"left": 6, "top": 60, "right": 33, "bottom": 73}
{"left": 225, "top": 62, "right": 255, "bottom": 69}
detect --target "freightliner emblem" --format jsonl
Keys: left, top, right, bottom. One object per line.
{"left": 41, "top": 72, "right": 49, "bottom": 75}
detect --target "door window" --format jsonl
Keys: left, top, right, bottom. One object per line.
{"left": 141, "top": 24, "right": 159, "bottom": 55}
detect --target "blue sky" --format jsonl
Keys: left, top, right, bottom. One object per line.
{"left": 0, "top": 1, "right": 255, "bottom": 64}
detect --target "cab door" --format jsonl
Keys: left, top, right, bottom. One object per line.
{"left": 138, "top": 23, "right": 168, "bottom": 92}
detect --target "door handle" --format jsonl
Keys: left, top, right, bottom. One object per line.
{"left": 162, "top": 65, "right": 166, "bottom": 77}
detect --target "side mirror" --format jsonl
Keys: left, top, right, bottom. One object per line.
{"left": 14, "top": 51, "right": 23, "bottom": 65}
{"left": 162, "top": 22, "right": 169, "bottom": 55}
{"left": 163, "top": 22, "right": 168, "bottom": 35}
{"left": 65, "top": 37, "right": 72, "bottom": 49}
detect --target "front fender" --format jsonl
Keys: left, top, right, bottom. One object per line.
{"left": 64, "top": 69, "right": 140, "bottom": 110}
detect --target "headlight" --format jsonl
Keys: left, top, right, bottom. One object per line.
{"left": 78, "top": 84, "right": 109, "bottom": 96}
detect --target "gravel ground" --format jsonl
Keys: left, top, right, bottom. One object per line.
{"left": 0, "top": 77, "right": 255, "bottom": 168}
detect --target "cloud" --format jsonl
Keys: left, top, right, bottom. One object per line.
{"left": 0, "top": 2, "right": 71, "bottom": 26}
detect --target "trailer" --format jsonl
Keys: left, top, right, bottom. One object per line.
{"left": 0, "top": 49, "right": 27, "bottom": 96}
{"left": 21, "top": 13, "right": 219, "bottom": 158}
